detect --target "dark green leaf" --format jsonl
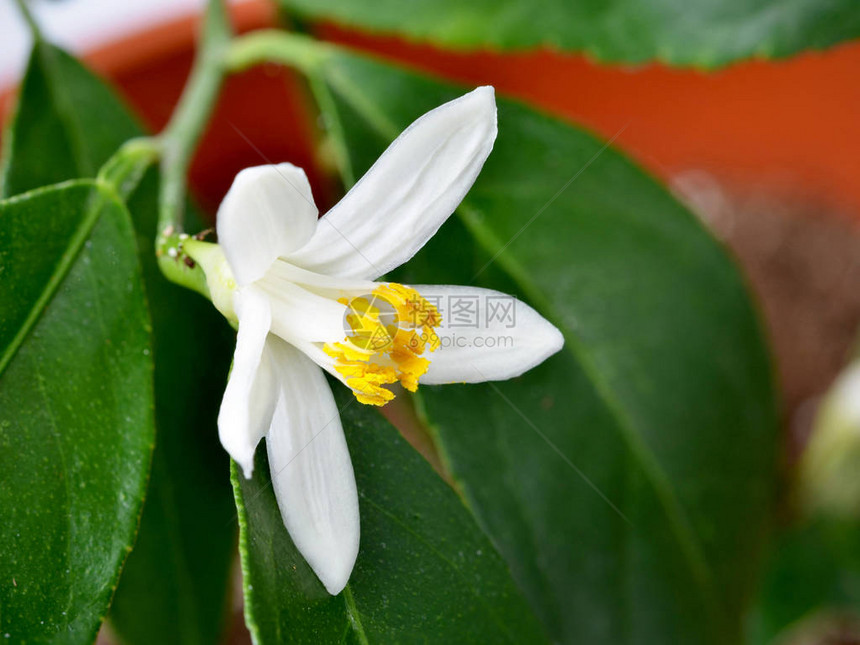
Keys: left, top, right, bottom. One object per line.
{"left": 747, "top": 517, "right": 860, "bottom": 644}
{"left": 0, "top": 181, "right": 153, "bottom": 643}
{"left": 280, "top": 0, "right": 860, "bottom": 67}
{"left": 300, "top": 50, "right": 779, "bottom": 643}
{"left": 233, "top": 382, "right": 548, "bottom": 644}
{"left": 0, "top": 44, "right": 236, "bottom": 644}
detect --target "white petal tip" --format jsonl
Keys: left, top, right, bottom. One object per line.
{"left": 224, "top": 445, "right": 256, "bottom": 480}
{"left": 218, "top": 416, "right": 262, "bottom": 481}
{"left": 321, "top": 572, "right": 349, "bottom": 596}
{"left": 292, "top": 513, "right": 359, "bottom": 595}
{"left": 314, "top": 539, "right": 359, "bottom": 595}
{"left": 465, "top": 85, "right": 497, "bottom": 122}
{"left": 528, "top": 319, "right": 565, "bottom": 370}
{"left": 546, "top": 324, "right": 565, "bottom": 355}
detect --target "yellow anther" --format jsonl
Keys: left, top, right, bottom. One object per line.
{"left": 324, "top": 283, "right": 442, "bottom": 405}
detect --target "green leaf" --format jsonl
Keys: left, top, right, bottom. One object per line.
{"left": 748, "top": 517, "right": 860, "bottom": 644}
{"left": 107, "top": 169, "right": 236, "bottom": 645}
{"left": 1, "top": 44, "right": 236, "bottom": 644}
{"left": 233, "top": 382, "right": 548, "bottom": 644}
{"left": 1, "top": 43, "right": 139, "bottom": 197}
{"left": 0, "top": 181, "right": 153, "bottom": 643}
{"left": 298, "top": 50, "right": 779, "bottom": 642}
{"left": 280, "top": 0, "right": 860, "bottom": 67}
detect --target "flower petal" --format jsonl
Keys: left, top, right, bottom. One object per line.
{"left": 260, "top": 279, "right": 347, "bottom": 345}
{"left": 256, "top": 259, "right": 376, "bottom": 345}
{"left": 264, "top": 338, "right": 360, "bottom": 595}
{"left": 217, "top": 163, "right": 318, "bottom": 286}
{"left": 287, "top": 87, "right": 497, "bottom": 280}
{"left": 415, "top": 285, "right": 564, "bottom": 384}
{"left": 218, "top": 288, "right": 278, "bottom": 478}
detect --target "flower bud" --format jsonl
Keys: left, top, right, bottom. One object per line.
{"left": 800, "top": 362, "right": 860, "bottom": 518}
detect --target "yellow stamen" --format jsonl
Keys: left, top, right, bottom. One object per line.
{"left": 324, "top": 283, "right": 442, "bottom": 405}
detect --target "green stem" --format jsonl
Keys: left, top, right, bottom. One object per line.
{"left": 224, "top": 31, "right": 353, "bottom": 184}
{"left": 158, "top": 0, "right": 232, "bottom": 239}
{"left": 97, "top": 137, "right": 161, "bottom": 200}
{"left": 223, "top": 30, "right": 331, "bottom": 75}
{"left": 154, "top": 17, "right": 334, "bottom": 298}
{"left": 12, "top": 0, "right": 41, "bottom": 40}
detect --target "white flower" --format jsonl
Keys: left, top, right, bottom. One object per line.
{"left": 187, "top": 86, "right": 563, "bottom": 595}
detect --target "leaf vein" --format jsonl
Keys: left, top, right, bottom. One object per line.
{"left": 0, "top": 183, "right": 104, "bottom": 378}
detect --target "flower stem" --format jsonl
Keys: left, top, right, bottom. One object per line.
{"left": 223, "top": 30, "right": 331, "bottom": 75}
{"left": 97, "top": 137, "right": 161, "bottom": 200}
{"left": 157, "top": 0, "right": 232, "bottom": 240}
{"left": 223, "top": 31, "right": 354, "bottom": 183}
{"left": 11, "top": 0, "right": 41, "bottom": 40}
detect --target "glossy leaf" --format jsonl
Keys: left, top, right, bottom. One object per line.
{"left": 280, "top": 0, "right": 860, "bottom": 67}
{"left": 0, "top": 181, "right": 153, "bottom": 643}
{"left": 233, "top": 382, "right": 548, "bottom": 644}
{"left": 1, "top": 43, "right": 236, "bottom": 645}
{"left": 298, "top": 49, "right": 779, "bottom": 643}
